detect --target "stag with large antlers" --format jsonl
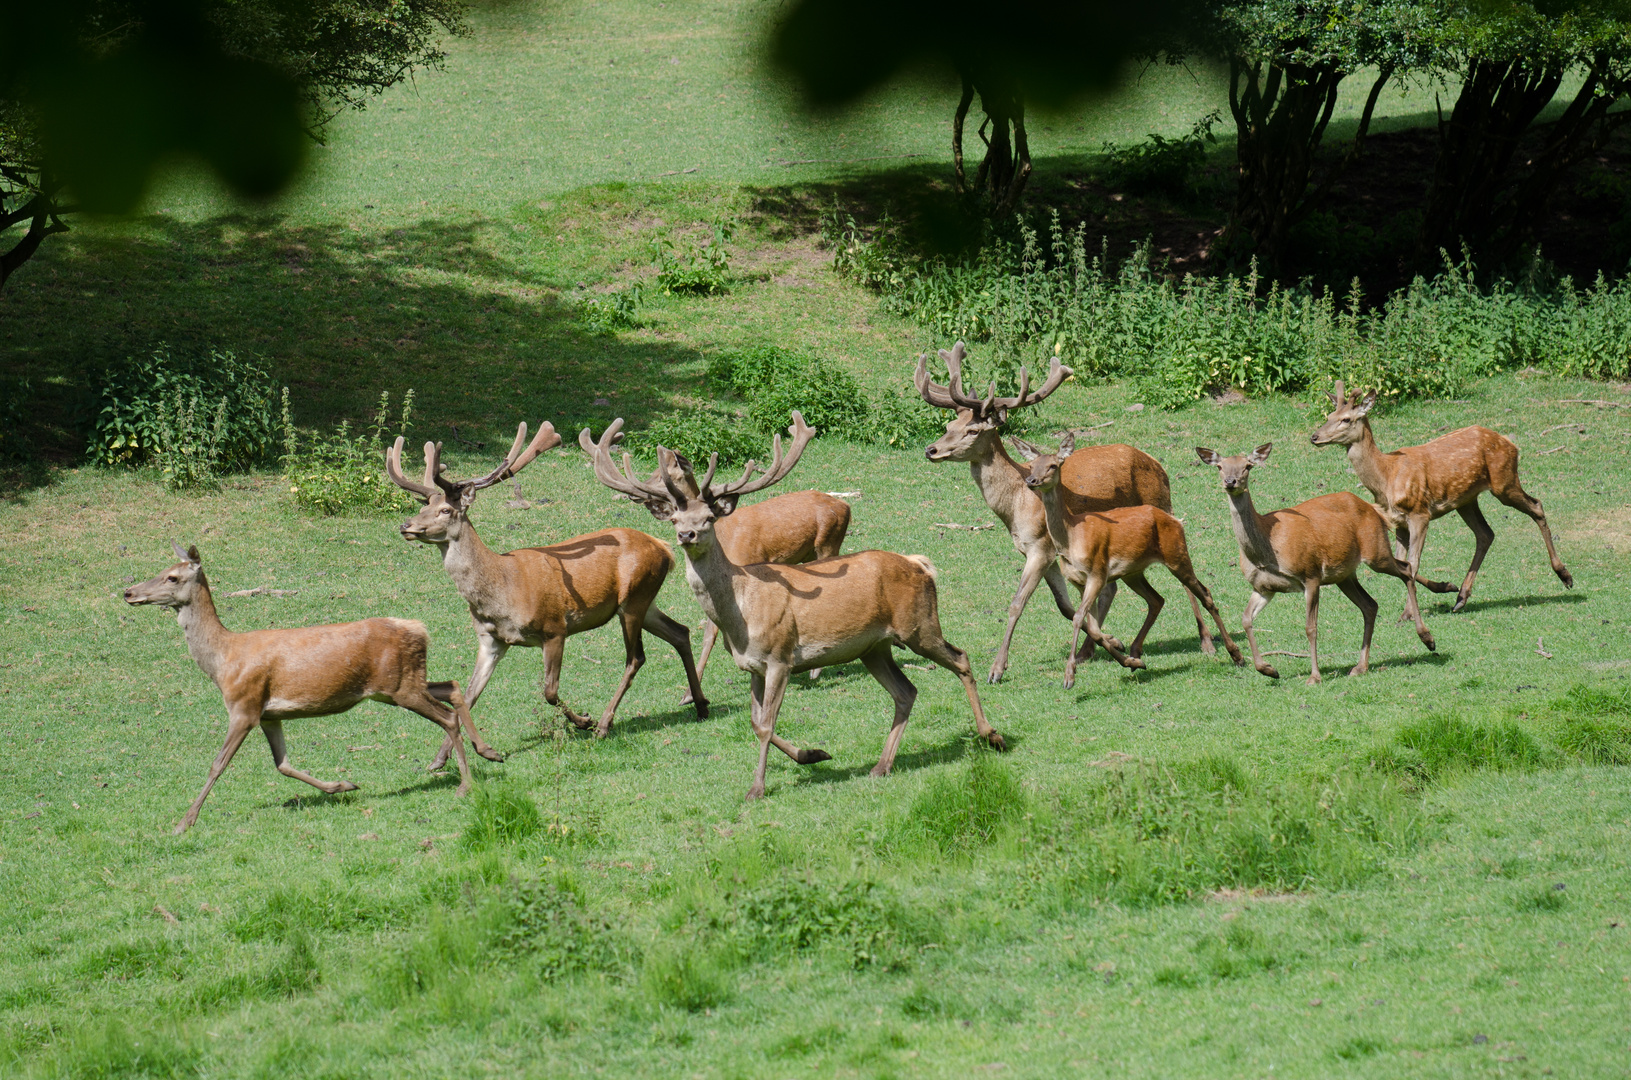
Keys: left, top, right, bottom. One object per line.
{"left": 387, "top": 421, "right": 707, "bottom": 740}
{"left": 581, "top": 428, "right": 850, "bottom": 703}
{"left": 1014, "top": 435, "right": 1244, "bottom": 686}
{"left": 584, "top": 413, "right": 1003, "bottom": 800}
{"left": 125, "top": 544, "right": 483, "bottom": 834}
{"left": 917, "top": 341, "right": 1216, "bottom": 682}
{"left": 1311, "top": 381, "right": 1571, "bottom": 646}
{"left": 1197, "top": 444, "right": 1432, "bottom": 684}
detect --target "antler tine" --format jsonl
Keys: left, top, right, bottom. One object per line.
{"left": 1002, "top": 356, "right": 1072, "bottom": 411}
{"left": 914, "top": 351, "right": 958, "bottom": 409}
{"left": 941, "top": 341, "right": 988, "bottom": 411}
{"left": 502, "top": 421, "right": 561, "bottom": 481}
{"left": 464, "top": 422, "right": 540, "bottom": 493}
{"left": 425, "top": 441, "right": 457, "bottom": 494}
{"left": 385, "top": 436, "right": 438, "bottom": 500}
{"left": 696, "top": 452, "right": 718, "bottom": 495}
{"left": 579, "top": 420, "right": 670, "bottom": 503}
{"left": 708, "top": 411, "right": 817, "bottom": 500}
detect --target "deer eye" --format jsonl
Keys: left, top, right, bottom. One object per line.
{"left": 439, "top": 507, "right": 451, "bottom": 515}
{"left": 166, "top": 575, "right": 179, "bottom": 582}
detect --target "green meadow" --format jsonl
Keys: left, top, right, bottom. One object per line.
{"left": 4, "top": 2, "right": 1631, "bottom": 1077}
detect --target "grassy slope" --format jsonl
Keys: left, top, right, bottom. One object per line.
{"left": 4, "top": 1, "right": 1631, "bottom": 1077}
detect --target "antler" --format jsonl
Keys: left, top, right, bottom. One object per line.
{"left": 580, "top": 419, "right": 674, "bottom": 505}
{"left": 386, "top": 437, "right": 441, "bottom": 501}
{"left": 701, "top": 411, "right": 817, "bottom": 502}
{"left": 989, "top": 356, "right": 1072, "bottom": 414}
{"left": 914, "top": 341, "right": 988, "bottom": 411}
{"left": 1328, "top": 379, "right": 1346, "bottom": 406}
{"left": 462, "top": 421, "right": 561, "bottom": 493}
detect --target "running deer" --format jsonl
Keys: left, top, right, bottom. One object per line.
{"left": 1013, "top": 435, "right": 1243, "bottom": 687}
{"left": 916, "top": 341, "right": 1215, "bottom": 681}
{"left": 125, "top": 543, "right": 484, "bottom": 834}
{"left": 584, "top": 413, "right": 1004, "bottom": 801}
{"left": 387, "top": 421, "right": 707, "bottom": 740}
{"left": 580, "top": 427, "right": 850, "bottom": 702}
{"left": 1311, "top": 381, "right": 1572, "bottom": 640}
{"left": 1196, "top": 444, "right": 1432, "bottom": 684}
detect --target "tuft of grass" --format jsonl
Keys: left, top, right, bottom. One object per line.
{"left": 50, "top": 1021, "right": 201, "bottom": 1079}
{"left": 1370, "top": 713, "right": 1548, "bottom": 784}
{"left": 1196, "top": 921, "right": 1282, "bottom": 980}
{"left": 896, "top": 750, "right": 1026, "bottom": 859}
{"left": 461, "top": 785, "right": 543, "bottom": 851}
{"left": 1548, "top": 685, "right": 1631, "bottom": 764}
{"left": 641, "top": 945, "right": 732, "bottom": 1012}
{"left": 1513, "top": 882, "right": 1570, "bottom": 913}
{"left": 1331, "top": 1035, "right": 1385, "bottom": 1060}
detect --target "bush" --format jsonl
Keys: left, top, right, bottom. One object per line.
{"left": 651, "top": 221, "right": 733, "bottom": 296}
{"left": 1101, "top": 111, "right": 1220, "bottom": 200}
{"left": 281, "top": 388, "right": 418, "bottom": 516}
{"left": 91, "top": 344, "right": 277, "bottom": 471}
{"left": 577, "top": 283, "right": 643, "bottom": 334}
{"left": 707, "top": 344, "right": 871, "bottom": 441}
{"left": 726, "top": 876, "right": 902, "bottom": 968}
{"left": 495, "top": 879, "right": 626, "bottom": 979}
{"left": 152, "top": 392, "right": 231, "bottom": 492}
{"left": 628, "top": 406, "right": 766, "bottom": 468}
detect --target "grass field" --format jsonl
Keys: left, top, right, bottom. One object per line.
{"left": 5, "top": 1, "right": 1631, "bottom": 1077}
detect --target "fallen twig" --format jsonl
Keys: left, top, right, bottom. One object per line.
{"left": 932, "top": 522, "right": 998, "bottom": 531}
{"left": 654, "top": 165, "right": 702, "bottom": 177}
{"left": 1535, "top": 637, "right": 1553, "bottom": 660}
{"left": 448, "top": 424, "right": 485, "bottom": 450}
{"left": 826, "top": 491, "right": 862, "bottom": 498}
{"left": 347, "top": 744, "right": 381, "bottom": 752}
{"left": 1539, "top": 423, "right": 1587, "bottom": 436}
{"left": 1536, "top": 445, "right": 1567, "bottom": 455}
{"left": 1559, "top": 398, "right": 1629, "bottom": 408}
{"left": 224, "top": 587, "right": 299, "bottom": 598}
{"left": 152, "top": 904, "right": 178, "bottom": 925}
{"left": 1261, "top": 650, "right": 1312, "bottom": 658}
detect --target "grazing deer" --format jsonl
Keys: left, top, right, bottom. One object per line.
{"left": 387, "top": 421, "right": 707, "bottom": 741}
{"left": 584, "top": 413, "right": 1004, "bottom": 800}
{"left": 1013, "top": 435, "right": 1243, "bottom": 687}
{"left": 1196, "top": 444, "right": 1432, "bottom": 684}
{"left": 1311, "top": 382, "right": 1572, "bottom": 638}
{"left": 125, "top": 543, "right": 482, "bottom": 834}
{"left": 916, "top": 341, "right": 1215, "bottom": 682}
{"left": 580, "top": 428, "right": 850, "bottom": 702}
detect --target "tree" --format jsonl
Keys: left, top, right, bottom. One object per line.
{"left": 1418, "top": 0, "right": 1631, "bottom": 268}
{"left": 1206, "top": 0, "right": 1437, "bottom": 270}
{"left": 0, "top": 0, "right": 466, "bottom": 296}
{"left": 769, "top": 0, "right": 1174, "bottom": 213}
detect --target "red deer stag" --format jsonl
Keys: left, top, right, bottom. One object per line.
{"left": 387, "top": 422, "right": 707, "bottom": 740}
{"left": 580, "top": 426, "right": 849, "bottom": 702}
{"left": 1014, "top": 435, "right": 1243, "bottom": 686}
{"left": 1311, "top": 381, "right": 1571, "bottom": 643}
{"left": 916, "top": 341, "right": 1215, "bottom": 682}
{"left": 125, "top": 543, "right": 483, "bottom": 834}
{"left": 584, "top": 413, "right": 1004, "bottom": 801}
{"left": 1197, "top": 444, "right": 1432, "bottom": 683}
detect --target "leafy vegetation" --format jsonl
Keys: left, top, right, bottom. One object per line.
{"left": 280, "top": 388, "right": 416, "bottom": 516}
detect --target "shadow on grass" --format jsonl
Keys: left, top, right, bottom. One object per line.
{"left": 787, "top": 730, "right": 976, "bottom": 791}
{"left": 1435, "top": 592, "right": 1587, "bottom": 615}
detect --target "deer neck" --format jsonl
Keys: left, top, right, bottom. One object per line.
{"left": 968, "top": 432, "right": 1039, "bottom": 535}
{"left": 437, "top": 522, "right": 508, "bottom": 608}
{"left": 679, "top": 536, "right": 748, "bottom": 646}
{"left": 1345, "top": 422, "right": 1393, "bottom": 499}
{"left": 177, "top": 574, "right": 234, "bottom": 683}
{"left": 1033, "top": 480, "right": 1071, "bottom": 553}
{"left": 1222, "top": 488, "right": 1278, "bottom": 570}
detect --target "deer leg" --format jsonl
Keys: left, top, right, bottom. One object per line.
{"left": 175, "top": 708, "right": 260, "bottom": 835}
{"left": 861, "top": 643, "right": 918, "bottom": 776}
{"left": 261, "top": 718, "right": 357, "bottom": 795}
{"left": 540, "top": 636, "right": 594, "bottom": 730}
{"left": 746, "top": 665, "right": 802, "bottom": 801}
{"left": 644, "top": 605, "right": 709, "bottom": 719}
{"left": 1119, "top": 573, "right": 1165, "bottom": 659}
{"left": 464, "top": 631, "right": 509, "bottom": 708}
{"left": 1451, "top": 501, "right": 1496, "bottom": 612}
{"left": 1492, "top": 482, "right": 1573, "bottom": 590}
{"left": 907, "top": 634, "right": 1005, "bottom": 751}
{"left": 1091, "top": 579, "right": 1125, "bottom": 656}
{"left": 1242, "top": 590, "right": 1278, "bottom": 679}
{"left": 1336, "top": 577, "right": 1378, "bottom": 677}
{"left": 1168, "top": 564, "right": 1245, "bottom": 665}
{"left": 427, "top": 681, "right": 502, "bottom": 765}
{"left": 590, "top": 610, "right": 648, "bottom": 738}
{"left": 1304, "top": 579, "right": 1323, "bottom": 685}
{"left": 396, "top": 687, "right": 474, "bottom": 797}
{"left": 990, "top": 546, "right": 1059, "bottom": 683}
{"left": 1401, "top": 516, "right": 1436, "bottom": 651}
{"left": 1069, "top": 576, "right": 1139, "bottom": 686}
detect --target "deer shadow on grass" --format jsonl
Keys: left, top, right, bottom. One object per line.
{"left": 1431, "top": 592, "right": 1588, "bottom": 616}
{"left": 785, "top": 730, "right": 978, "bottom": 790}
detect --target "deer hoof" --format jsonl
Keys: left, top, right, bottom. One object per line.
{"left": 172, "top": 820, "right": 192, "bottom": 836}
{"left": 1104, "top": 636, "right": 1125, "bottom": 653}
{"left": 800, "top": 748, "right": 832, "bottom": 765}
{"left": 565, "top": 712, "right": 594, "bottom": 730}
{"left": 456, "top": 782, "right": 472, "bottom": 797}
{"left": 1348, "top": 664, "right": 1368, "bottom": 678}
{"left": 1199, "top": 638, "right": 1217, "bottom": 656}
{"left": 1451, "top": 594, "right": 1470, "bottom": 613}
{"left": 1123, "top": 656, "right": 1146, "bottom": 671}
{"left": 745, "top": 785, "right": 765, "bottom": 801}
{"left": 986, "top": 667, "right": 1006, "bottom": 685}
{"left": 680, "top": 690, "right": 695, "bottom": 705}
{"left": 986, "top": 731, "right": 1007, "bottom": 752}
{"left": 337, "top": 780, "right": 360, "bottom": 793}
{"left": 1559, "top": 567, "right": 1574, "bottom": 588}
{"left": 1306, "top": 674, "right": 1322, "bottom": 686}
{"left": 1419, "top": 630, "right": 1437, "bottom": 652}
{"left": 692, "top": 700, "right": 710, "bottom": 720}
{"left": 1257, "top": 664, "right": 1280, "bottom": 679}
{"left": 476, "top": 746, "right": 505, "bottom": 763}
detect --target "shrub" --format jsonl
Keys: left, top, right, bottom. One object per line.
{"left": 495, "top": 879, "right": 626, "bottom": 979}
{"left": 281, "top": 388, "right": 418, "bottom": 516}
{"left": 651, "top": 221, "right": 734, "bottom": 296}
{"left": 577, "top": 283, "right": 643, "bottom": 334}
{"left": 152, "top": 392, "right": 230, "bottom": 492}
{"left": 628, "top": 405, "right": 766, "bottom": 467}
{"left": 91, "top": 343, "right": 277, "bottom": 470}
{"left": 1101, "top": 111, "right": 1220, "bottom": 200}
{"left": 726, "top": 876, "right": 902, "bottom": 968}
{"left": 707, "top": 344, "right": 871, "bottom": 441}
{"left": 0, "top": 376, "right": 35, "bottom": 462}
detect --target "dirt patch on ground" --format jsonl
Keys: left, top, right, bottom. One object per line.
{"left": 1564, "top": 504, "right": 1631, "bottom": 550}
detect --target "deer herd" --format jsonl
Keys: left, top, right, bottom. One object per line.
{"left": 125, "top": 343, "right": 1573, "bottom": 833}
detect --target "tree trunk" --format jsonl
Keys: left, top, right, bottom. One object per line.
{"left": 951, "top": 69, "right": 1032, "bottom": 213}
{"left": 1421, "top": 53, "right": 1631, "bottom": 268}
{"left": 0, "top": 173, "right": 69, "bottom": 298}
{"left": 1222, "top": 57, "right": 1389, "bottom": 272}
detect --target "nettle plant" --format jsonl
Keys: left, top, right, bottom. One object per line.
{"left": 281, "top": 388, "right": 418, "bottom": 516}
{"left": 650, "top": 220, "right": 735, "bottom": 296}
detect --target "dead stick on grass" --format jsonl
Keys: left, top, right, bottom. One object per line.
{"left": 1539, "top": 423, "right": 1587, "bottom": 436}
{"left": 223, "top": 587, "right": 299, "bottom": 598}
{"left": 1536, "top": 637, "right": 1554, "bottom": 660}
{"left": 1537, "top": 445, "right": 1567, "bottom": 455}
{"left": 1559, "top": 398, "right": 1630, "bottom": 408}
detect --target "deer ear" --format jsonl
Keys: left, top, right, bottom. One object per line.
{"left": 1248, "top": 443, "right": 1272, "bottom": 466}
{"left": 707, "top": 494, "right": 741, "bottom": 519}
{"left": 186, "top": 545, "right": 202, "bottom": 564}
{"left": 1058, "top": 432, "right": 1076, "bottom": 457}
{"left": 1195, "top": 447, "right": 1221, "bottom": 467}
{"left": 1355, "top": 392, "right": 1377, "bottom": 416}
{"left": 638, "top": 496, "right": 677, "bottom": 522}
{"left": 1008, "top": 437, "right": 1038, "bottom": 462}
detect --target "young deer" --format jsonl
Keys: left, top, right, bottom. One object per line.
{"left": 388, "top": 421, "right": 707, "bottom": 741}
{"left": 1311, "top": 381, "right": 1572, "bottom": 638}
{"left": 581, "top": 426, "right": 849, "bottom": 702}
{"left": 1014, "top": 435, "right": 1243, "bottom": 687}
{"left": 917, "top": 341, "right": 1216, "bottom": 681}
{"left": 1196, "top": 444, "right": 1430, "bottom": 684}
{"left": 125, "top": 543, "right": 482, "bottom": 834}
{"left": 585, "top": 413, "right": 1004, "bottom": 801}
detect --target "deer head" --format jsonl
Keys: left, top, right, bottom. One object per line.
{"left": 1196, "top": 444, "right": 1272, "bottom": 494}
{"left": 1010, "top": 432, "right": 1075, "bottom": 494}
{"left": 583, "top": 412, "right": 817, "bottom": 553}
{"left": 916, "top": 341, "right": 1071, "bottom": 462}
{"left": 125, "top": 542, "right": 205, "bottom": 608}
{"left": 1310, "top": 380, "right": 1377, "bottom": 448}
{"left": 389, "top": 421, "right": 561, "bottom": 545}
